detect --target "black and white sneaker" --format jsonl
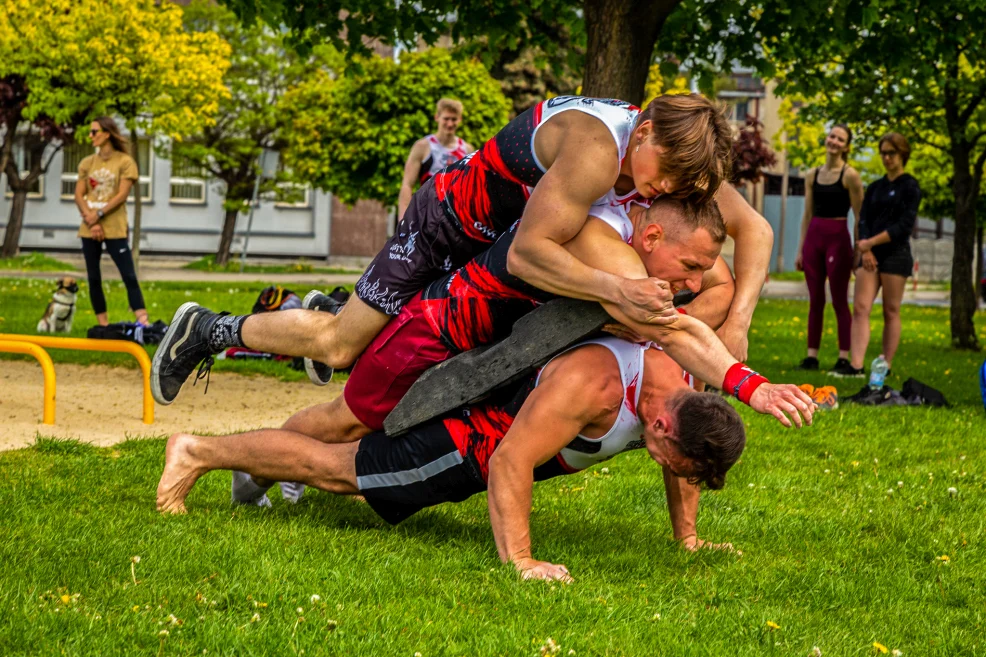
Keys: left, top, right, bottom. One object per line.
{"left": 797, "top": 356, "right": 820, "bottom": 370}
{"left": 301, "top": 290, "right": 345, "bottom": 386}
{"left": 151, "top": 302, "right": 223, "bottom": 405}
{"left": 829, "top": 359, "right": 866, "bottom": 377}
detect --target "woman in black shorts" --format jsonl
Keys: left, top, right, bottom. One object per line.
{"left": 845, "top": 132, "right": 922, "bottom": 377}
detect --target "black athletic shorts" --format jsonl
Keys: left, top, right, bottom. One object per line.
{"left": 355, "top": 179, "right": 488, "bottom": 316}
{"left": 873, "top": 243, "right": 914, "bottom": 278}
{"left": 355, "top": 423, "right": 487, "bottom": 524}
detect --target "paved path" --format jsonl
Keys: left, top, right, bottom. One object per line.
{"left": 2, "top": 255, "right": 952, "bottom": 305}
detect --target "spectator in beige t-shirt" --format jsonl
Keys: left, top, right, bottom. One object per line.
{"left": 74, "top": 116, "right": 148, "bottom": 326}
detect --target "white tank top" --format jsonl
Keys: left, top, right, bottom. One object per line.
{"left": 530, "top": 96, "right": 644, "bottom": 208}
{"left": 536, "top": 336, "right": 647, "bottom": 472}
{"left": 420, "top": 134, "right": 469, "bottom": 182}
{"left": 588, "top": 198, "right": 635, "bottom": 244}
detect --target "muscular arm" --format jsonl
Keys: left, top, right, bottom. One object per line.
{"left": 487, "top": 347, "right": 618, "bottom": 582}
{"left": 508, "top": 119, "right": 675, "bottom": 325}
{"left": 715, "top": 183, "right": 774, "bottom": 360}
{"left": 397, "top": 140, "right": 428, "bottom": 221}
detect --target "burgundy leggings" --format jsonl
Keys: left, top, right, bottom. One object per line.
{"left": 802, "top": 217, "right": 853, "bottom": 350}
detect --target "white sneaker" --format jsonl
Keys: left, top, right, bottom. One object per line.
{"left": 279, "top": 481, "right": 306, "bottom": 504}
{"left": 231, "top": 470, "right": 273, "bottom": 507}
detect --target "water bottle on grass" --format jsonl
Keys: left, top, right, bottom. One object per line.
{"left": 869, "top": 355, "right": 888, "bottom": 390}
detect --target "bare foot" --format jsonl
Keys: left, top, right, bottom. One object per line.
{"left": 157, "top": 433, "right": 205, "bottom": 514}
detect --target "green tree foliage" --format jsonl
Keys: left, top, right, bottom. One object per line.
{"left": 750, "top": 0, "right": 986, "bottom": 349}
{"left": 280, "top": 48, "right": 510, "bottom": 207}
{"left": 173, "top": 0, "right": 332, "bottom": 266}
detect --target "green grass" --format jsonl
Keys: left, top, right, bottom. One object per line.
{"left": 1, "top": 292, "right": 985, "bottom": 655}
{"left": 767, "top": 270, "right": 806, "bottom": 282}
{"left": 183, "top": 255, "right": 360, "bottom": 276}
{"left": 0, "top": 252, "right": 77, "bottom": 272}
{"left": 0, "top": 277, "right": 356, "bottom": 382}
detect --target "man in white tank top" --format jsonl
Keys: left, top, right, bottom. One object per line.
{"left": 397, "top": 98, "right": 473, "bottom": 220}
{"left": 157, "top": 338, "right": 747, "bottom": 585}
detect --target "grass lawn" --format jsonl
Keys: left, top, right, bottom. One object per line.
{"left": 184, "top": 255, "right": 360, "bottom": 276}
{"left": 0, "top": 277, "right": 354, "bottom": 382}
{"left": 1, "top": 284, "right": 985, "bottom": 655}
{"left": 0, "top": 252, "right": 78, "bottom": 272}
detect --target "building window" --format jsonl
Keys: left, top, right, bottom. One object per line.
{"left": 61, "top": 141, "right": 93, "bottom": 198}
{"left": 4, "top": 135, "right": 45, "bottom": 199}
{"left": 732, "top": 100, "right": 749, "bottom": 123}
{"left": 169, "top": 156, "right": 207, "bottom": 204}
{"left": 273, "top": 182, "right": 311, "bottom": 209}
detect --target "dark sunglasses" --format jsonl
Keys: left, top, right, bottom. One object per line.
{"left": 89, "top": 128, "right": 103, "bottom": 136}
{"left": 879, "top": 149, "right": 898, "bottom": 157}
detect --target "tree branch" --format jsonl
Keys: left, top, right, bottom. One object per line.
{"left": 958, "top": 82, "right": 986, "bottom": 126}
{"left": 898, "top": 115, "right": 948, "bottom": 152}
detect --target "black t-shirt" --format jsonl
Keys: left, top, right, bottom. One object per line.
{"left": 858, "top": 174, "right": 922, "bottom": 255}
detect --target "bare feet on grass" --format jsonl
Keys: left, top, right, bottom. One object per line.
{"left": 157, "top": 433, "right": 205, "bottom": 514}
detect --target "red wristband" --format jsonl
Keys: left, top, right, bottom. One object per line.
{"left": 722, "top": 362, "right": 769, "bottom": 405}
{"left": 676, "top": 307, "right": 687, "bottom": 315}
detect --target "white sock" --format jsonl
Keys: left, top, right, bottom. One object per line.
{"left": 231, "top": 470, "right": 272, "bottom": 507}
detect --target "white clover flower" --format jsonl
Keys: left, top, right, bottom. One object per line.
{"left": 310, "top": 594, "right": 321, "bottom": 604}
{"left": 897, "top": 481, "right": 904, "bottom": 488}
{"left": 891, "top": 650, "right": 903, "bottom": 657}
{"left": 887, "top": 489, "right": 894, "bottom": 495}
{"left": 948, "top": 487, "right": 957, "bottom": 496}
{"left": 748, "top": 483, "right": 755, "bottom": 489}
{"left": 131, "top": 556, "right": 141, "bottom": 563}
{"left": 159, "top": 630, "right": 170, "bottom": 638}
{"left": 600, "top": 467, "right": 609, "bottom": 474}
{"left": 296, "top": 607, "right": 304, "bottom": 615}
{"left": 250, "top": 613, "right": 260, "bottom": 623}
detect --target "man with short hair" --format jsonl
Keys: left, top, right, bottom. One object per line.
{"left": 157, "top": 336, "right": 747, "bottom": 583}
{"left": 397, "top": 98, "right": 472, "bottom": 221}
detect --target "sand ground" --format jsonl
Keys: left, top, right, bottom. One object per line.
{"left": 0, "top": 360, "right": 343, "bottom": 451}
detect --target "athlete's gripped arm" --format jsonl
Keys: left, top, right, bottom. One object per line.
{"left": 716, "top": 183, "right": 773, "bottom": 331}
{"left": 397, "top": 139, "right": 429, "bottom": 221}
{"left": 487, "top": 347, "right": 620, "bottom": 570}
{"left": 563, "top": 222, "right": 738, "bottom": 388}
{"left": 662, "top": 466, "right": 700, "bottom": 542}
{"left": 679, "top": 257, "right": 735, "bottom": 330}
{"left": 506, "top": 123, "right": 628, "bottom": 306}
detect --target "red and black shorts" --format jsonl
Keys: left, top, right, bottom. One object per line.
{"left": 343, "top": 293, "right": 453, "bottom": 431}
{"left": 355, "top": 424, "right": 486, "bottom": 525}
{"left": 354, "top": 178, "right": 488, "bottom": 316}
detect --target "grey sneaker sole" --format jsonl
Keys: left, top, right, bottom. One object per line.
{"left": 302, "top": 290, "right": 336, "bottom": 386}
{"left": 828, "top": 370, "right": 866, "bottom": 378}
{"left": 151, "top": 301, "right": 202, "bottom": 406}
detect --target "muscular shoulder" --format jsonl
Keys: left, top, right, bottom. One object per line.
{"left": 411, "top": 138, "right": 431, "bottom": 156}
{"left": 535, "top": 111, "right": 620, "bottom": 177}
{"left": 541, "top": 344, "right": 624, "bottom": 415}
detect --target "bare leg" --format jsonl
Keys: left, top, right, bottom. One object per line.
{"left": 850, "top": 268, "right": 881, "bottom": 369}
{"left": 879, "top": 273, "right": 907, "bottom": 367}
{"left": 157, "top": 430, "right": 361, "bottom": 514}
{"left": 240, "top": 295, "right": 391, "bottom": 370}
{"left": 134, "top": 308, "right": 149, "bottom": 325}
{"left": 96, "top": 312, "right": 109, "bottom": 327}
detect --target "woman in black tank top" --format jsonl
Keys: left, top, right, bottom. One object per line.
{"left": 793, "top": 124, "right": 864, "bottom": 375}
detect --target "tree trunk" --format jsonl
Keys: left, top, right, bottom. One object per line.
{"left": 1, "top": 188, "right": 28, "bottom": 258}
{"left": 581, "top": 0, "right": 682, "bottom": 105}
{"left": 948, "top": 144, "right": 980, "bottom": 350}
{"left": 215, "top": 207, "right": 239, "bottom": 266}
{"left": 129, "top": 122, "right": 142, "bottom": 272}
{"left": 976, "top": 222, "right": 983, "bottom": 304}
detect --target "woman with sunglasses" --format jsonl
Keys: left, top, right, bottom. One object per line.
{"left": 840, "top": 132, "right": 921, "bottom": 378}
{"left": 74, "top": 116, "right": 148, "bottom": 327}
{"left": 794, "top": 123, "right": 864, "bottom": 374}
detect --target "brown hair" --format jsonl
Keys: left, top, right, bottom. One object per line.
{"left": 640, "top": 196, "right": 726, "bottom": 244}
{"left": 93, "top": 116, "right": 131, "bottom": 156}
{"left": 638, "top": 94, "right": 732, "bottom": 205}
{"left": 831, "top": 123, "right": 853, "bottom": 155}
{"left": 879, "top": 132, "right": 911, "bottom": 166}
{"left": 667, "top": 391, "right": 746, "bottom": 490}
{"left": 436, "top": 98, "right": 463, "bottom": 116}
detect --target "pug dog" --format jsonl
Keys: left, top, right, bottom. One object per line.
{"left": 37, "top": 276, "right": 79, "bottom": 333}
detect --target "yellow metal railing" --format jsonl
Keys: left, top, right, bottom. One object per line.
{"left": 0, "top": 339, "right": 56, "bottom": 424}
{"left": 0, "top": 334, "right": 154, "bottom": 424}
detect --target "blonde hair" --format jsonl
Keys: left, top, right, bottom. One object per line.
{"left": 641, "top": 196, "right": 726, "bottom": 244}
{"left": 436, "top": 98, "right": 463, "bottom": 116}
{"left": 638, "top": 94, "right": 732, "bottom": 205}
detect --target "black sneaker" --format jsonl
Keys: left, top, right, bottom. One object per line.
{"left": 847, "top": 384, "right": 892, "bottom": 405}
{"left": 797, "top": 356, "right": 820, "bottom": 370}
{"left": 829, "top": 360, "right": 866, "bottom": 377}
{"left": 151, "top": 303, "right": 222, "bottom": 405}
{"left": 302, "top": 290, "right": 345, "bottom": 386}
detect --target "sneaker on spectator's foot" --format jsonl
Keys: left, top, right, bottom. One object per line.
{"left": 810, "top": 385, "right": 840, "bottom": 410}
{"left": 829, "top": 360, "right": 866, "bottom": 377}
{"left": 302, "top": 290, "right": 345, "bottom": 386}
{"left": 231, "top": 470, "right": 273, "bottom": 507}
{"left": 279, "top": 481, "right": 306, "bottom": 504}
{"left": 152, "top": 303, "right": 224, "bottom": 405}
{"left": 797, "top": 356, "right": 820, "bottom": 370}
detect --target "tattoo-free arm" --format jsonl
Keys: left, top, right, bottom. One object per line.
{"left": 846, "top": 168, "right": 864, "bottom": 243}
{"left": 680, "top": 256, "right": 735, "bottom": 330}
{"left": 97, "top": 178, "right": 134, "bottom": 217}
{"left": 397, "top": 140, "right": 428, "bottom": 221}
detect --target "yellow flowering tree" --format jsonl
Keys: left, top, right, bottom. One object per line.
{"left": 0, "top": 0, "right": 230, "bottom": 259}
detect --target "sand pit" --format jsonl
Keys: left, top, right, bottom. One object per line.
{"left": 0, "top": 360, "right": 344, "bottom": 451}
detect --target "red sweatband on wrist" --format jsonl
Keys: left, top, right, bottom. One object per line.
{"left": 722, "top": 362, "right": 769, "bottom": 405}
{"left": 676, "top": 307, "right": 687, "bottom": 315}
